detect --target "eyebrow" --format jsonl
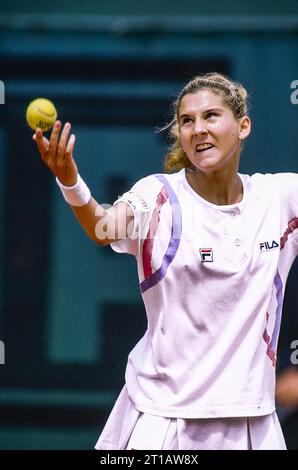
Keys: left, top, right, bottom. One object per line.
{"left": 179, "top": 107, "right": 224, "bottom": 120}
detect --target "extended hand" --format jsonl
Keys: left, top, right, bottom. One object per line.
{"left": 33, "top": 120, "right": 78, "bottom": 186}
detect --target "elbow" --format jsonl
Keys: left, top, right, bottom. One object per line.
{"left": 88, "top": 230, "right": 111, "bottom": 246}
{"left": 85, "top": 226, "right": 116, "bottom": 246}
{"left": 94, "top": 238, "right": 111, "bottom": 247}
{"left": 83, "top": 228, "right": 103, "bottom": 245}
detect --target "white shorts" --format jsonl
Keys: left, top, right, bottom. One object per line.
{"left": 95, "top": 386, "right": 286, "bottom": 450}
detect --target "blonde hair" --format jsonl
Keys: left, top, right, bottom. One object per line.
{"left": 163, "top": 72, "right": 249, "bottom": 173}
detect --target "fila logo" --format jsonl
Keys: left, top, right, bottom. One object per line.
{"left": 259, "top": 240, "right": 279, "bottom": 252}
{"left": 199, "top": 248, "right": 213, "bottom": 262}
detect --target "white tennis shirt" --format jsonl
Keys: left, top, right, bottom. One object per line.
{"left": 111, "top": 168, "right": 298, "bottom": 418}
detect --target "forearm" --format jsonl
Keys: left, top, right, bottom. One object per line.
{"left": 70, "top": 197, "right": 134, "bottom": 246}
{"left": 70, "top": 196, "right": 108, "bottom": 244}
{"left": 33, "top": 121, "right": 133, "bottom": 244}
{"left": 56, "top": 174, "right": 119, "bottom": 245}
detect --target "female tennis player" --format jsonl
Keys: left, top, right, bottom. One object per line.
{"left": 34, "top": 72, "right": 295, "bottom": 449}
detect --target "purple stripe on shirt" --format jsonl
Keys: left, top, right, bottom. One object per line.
{"left": 140, "top": 174, "right": 182, "bottom": 293}
{"left": 269, "top": 270, "right": 283, "bottom": 352}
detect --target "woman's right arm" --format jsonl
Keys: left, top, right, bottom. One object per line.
{"left": 33, "top": 120, "right": 134, "bottom": 246}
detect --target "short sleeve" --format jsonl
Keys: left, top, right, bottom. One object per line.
{"left": 273, "top": 173, "right": 298, "bottom": 216}
{"left": 272, "top": 173, "right": 298, "bottom": 252}
{"left": 110, "top": 175, "right": 163, "bottom": 256}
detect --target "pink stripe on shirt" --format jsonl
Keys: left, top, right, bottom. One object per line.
{"left": 142, "top": 186, "right": 169, "bottom": 279}
{"left": 280, "top": 217, "right": 298, "bottom": 249}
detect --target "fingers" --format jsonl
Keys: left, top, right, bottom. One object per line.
{"left": 65, "top": 134, "right": 76, "bottom": 160}
{"left": 33, "top": 128, "right": 50, "bottom": 157}
{"left": 48, "top": 120, "right": 61, "bottom": 156}
{"left": 33, "top": 121, "right": 76, "bottom": 179}
{"left": 56, "top": 122, "right": 71, "bottom": 163}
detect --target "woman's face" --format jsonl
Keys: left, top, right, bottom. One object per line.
{"left": 178, "top": 89, "right": 250, "bottom": 173}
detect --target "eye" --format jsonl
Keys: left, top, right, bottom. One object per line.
{"left": 205, "top": 112, "right": 217, "bottom": 119}
{"left": 181, "top": 116, "right": 192, "bottom": 125}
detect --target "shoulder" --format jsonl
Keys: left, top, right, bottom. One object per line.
{"left": 249, "top": 171, "right": 298, "bottom": 182}
{"left": 120, "top": 172, "right": 175, "bottom": 212}
{"left": 244, "top": 173, "right": 298, "bottom": 209}
{"left": 128, "top": 174, "right": 165, "bottom": 204}
{"left": 271, "top": 172, "right": 298, "bottom": 187}
{"left": 130, "top": 170, "right": 184, "bottom": 196}
{"left": 244, "top": 172, "right": 298, "bottom": 190}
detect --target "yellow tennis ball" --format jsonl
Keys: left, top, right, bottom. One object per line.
{"left": 26, "top": 98, "right": 57, "bottom": 132}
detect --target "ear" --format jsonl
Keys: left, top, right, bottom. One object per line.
{"left": 239, "top": 116, "right": 251, "bottom": 141}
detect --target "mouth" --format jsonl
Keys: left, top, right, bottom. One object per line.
{"left": 195, "top": 143, "right": 214, "bottom": 153}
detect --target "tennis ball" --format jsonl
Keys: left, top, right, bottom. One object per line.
{"left": 26, "top": 98, "right": 57, "bottom": 132}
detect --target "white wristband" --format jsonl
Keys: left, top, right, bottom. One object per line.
{"left": 56, "top": 174, "right": 91, "bottom": 207}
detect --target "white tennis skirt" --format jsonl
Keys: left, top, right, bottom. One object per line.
{"left": 95, "top": 386, "right": 286, "bottom": 450}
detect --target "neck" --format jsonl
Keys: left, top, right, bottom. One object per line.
{"left": 186, "top": 167, "right": 243, "bottom": 205}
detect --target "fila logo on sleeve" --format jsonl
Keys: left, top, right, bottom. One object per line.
{"left": 199, "top": 248, "right": 213, "bottom": 262}
{"left": 259, "top": 240, "right": 279, "bottom": 253}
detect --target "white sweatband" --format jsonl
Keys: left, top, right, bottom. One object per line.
{"left": 56, "top": 174, "right": 91, "bottom": 207}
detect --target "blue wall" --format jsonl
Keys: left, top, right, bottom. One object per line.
{"left": 1, "top": 0, "right": 297, "bottom": 15}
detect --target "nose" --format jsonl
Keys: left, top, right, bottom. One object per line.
{"left": 193, "top": 119, "right": 207, "bottom": 136}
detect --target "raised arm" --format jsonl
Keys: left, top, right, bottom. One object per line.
{"left": 33, "top": 120, "right": 134, "bottom": 245}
